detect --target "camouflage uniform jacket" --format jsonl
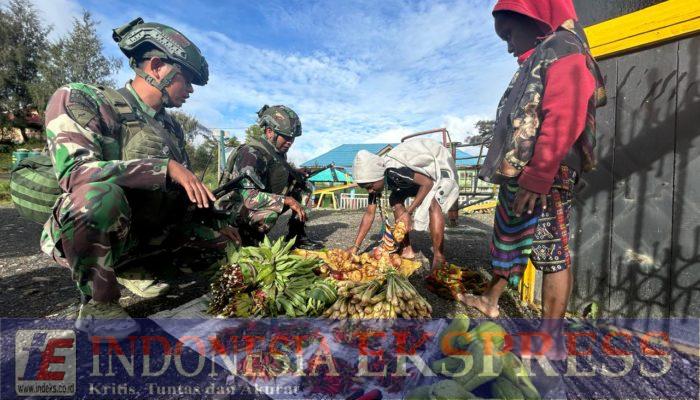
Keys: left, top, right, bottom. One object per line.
{"left": 40, "top": 81, "right": 189, "bottom": 256}
{"left": 217, "top": 139, "right": 287, "bottom": 220}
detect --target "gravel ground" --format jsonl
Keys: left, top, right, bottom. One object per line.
{"left": 0, "top": 204, "right": 536, "bottom": 319}
{"left": 3, "top": 204, "right": 699, "bottom": 399}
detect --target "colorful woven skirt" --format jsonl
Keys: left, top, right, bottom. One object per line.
{"left": 490, "top": 166, "right": 577, "bottom": 284}
{"left": 490, "top": 182, "right": 541, "bottom": 284}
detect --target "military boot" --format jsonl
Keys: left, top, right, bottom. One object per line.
{"left": 116, "top": 267, "right": 170, "bottom": 298}
{"left": 75, "top": 300, "right": 139, "bottom": 339}
{"left": 286, "top": 217, "right": 324, "bottom": 250}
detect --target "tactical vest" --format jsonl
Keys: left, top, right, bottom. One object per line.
{"left": 245, "top": 138, "right": 291, "bottom": 195}
{"left": 101, "top": 87, "right": 190, "bottom": 233}
{"left": 101, "top": 87, "right": 190, "bottom": 166}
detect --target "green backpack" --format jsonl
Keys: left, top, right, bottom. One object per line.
{"left": 10, "top": 154, "right": 62, "bottom": 224}
{"left": 9, "top": 87, "right": 142, "bottom": 225}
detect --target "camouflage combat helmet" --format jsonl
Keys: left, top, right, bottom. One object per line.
{"left": 112, "top": 17, "right": 209, "bottom": 106}
{"left": 257, "top": 105, "right": 302, "bottom": 138}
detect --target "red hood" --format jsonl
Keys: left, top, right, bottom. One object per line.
{"left": 493, "top": 0, "right": 578, "bottom": 33}
{"left": 518, "top": 48, "right": 535, "bottom": 64}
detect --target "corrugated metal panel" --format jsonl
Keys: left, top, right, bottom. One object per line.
{"left": 570, "top": 57, "right": 617, "bottom": 315}
{"left": 670, "top": 35, "right": 700, "bottom": 318}
{"left": 608, "top": 42, "right": 678, "bottom": 318}
{"left": 301, "top": 143, "right": 477, "bottom": 169}
{"left": 301, "top": 143, "right": 393, "bottom": 168}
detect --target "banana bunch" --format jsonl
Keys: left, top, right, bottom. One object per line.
{"left": 323, "top": 270, "right": 432, "bottom": 319}
{"left": 306, "top": 278, "right": 338, "bottom": 316}
{"left": 209, "top": 237, "right": 336, "bottom": 318}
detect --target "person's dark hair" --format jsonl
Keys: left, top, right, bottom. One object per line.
{"left": 134, "top": 44, "right": 162, "bottom": 68}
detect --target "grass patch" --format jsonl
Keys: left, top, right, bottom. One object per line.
{"left": 0, "top": 180, "right": 10, "bottom": 204}
{"left": 0, "top": 152, "right": 10, "bottom": 173}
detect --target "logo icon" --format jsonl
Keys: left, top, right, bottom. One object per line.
{"left": 15, "top": 330, "right": 76, "bottom": 396}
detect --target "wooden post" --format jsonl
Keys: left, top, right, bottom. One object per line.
{"left": 217, "top": 130, "right": 225, "bottom": 182}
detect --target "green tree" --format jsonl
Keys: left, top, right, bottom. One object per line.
{"left": 169, "top": 110, "right": 210, "bottom": 142}
{"left": 191, "top": 140, "right": 216, "bottom": 174}
{"left": 29, "top": 11, "right": 122, "bottom": 113}
{"left": 225, "top": 136, "right": 241, "bottom": 148}
{"left": 0, "top": 0, "right": 51, "bottom": 142}
{"left": 244, "top": 124, "right": 263, "bottom": 144}
{"left": 466, "top": 119, "right": 495, "bottom": 145}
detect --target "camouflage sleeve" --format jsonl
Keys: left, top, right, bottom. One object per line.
{"left": 45, "top": 84, "right": 169, "bottom": 193}
{"left": 235, "top": 146, "right": 284, "bottom": 213}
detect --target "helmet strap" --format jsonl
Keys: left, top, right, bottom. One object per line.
{"left": 131, "top": 58, "right": 182, "bottom": 108}
{"left": 265, "top": 129, "right": 283, "bottom": 152}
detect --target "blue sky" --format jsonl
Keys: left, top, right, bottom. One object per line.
{"left": 25, "top": 0, "right": 518, "bottom": 163}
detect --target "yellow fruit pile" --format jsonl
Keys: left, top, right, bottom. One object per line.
{"left": 294, "top": 247, "right": 421, "bottom": 282}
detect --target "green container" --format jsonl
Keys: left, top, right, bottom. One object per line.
{"left": 12, "top": 149, "right": 29, "bottom": 168}
{"left": 28, "top": 150, "right": 42, "bottom": 158}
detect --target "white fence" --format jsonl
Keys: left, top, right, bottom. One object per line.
{"left": 335, "top": 193, "right": 435, "bottom": 210}
{"left": 338, "top": 193, "right": 394, "bottom": 210}
{"left": 333, "top": 193, "right": 479, "bottom": 211}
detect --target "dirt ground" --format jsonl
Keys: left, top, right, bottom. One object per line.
{"left": 0, "top": 204, "right": 536, "bottom": 319}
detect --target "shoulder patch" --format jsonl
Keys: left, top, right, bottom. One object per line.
{"left": 66, "top": 89, "right": 100, "bottom": 128}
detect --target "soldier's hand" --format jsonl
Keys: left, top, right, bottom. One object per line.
{"left": 219, "top": 225, "right": 242, "bottom": 245}
{"left": 284, "top": 196, "right": 307, "bottom": 222}
{"left": 167, "top": 160, "right": 215, "bottom": 208}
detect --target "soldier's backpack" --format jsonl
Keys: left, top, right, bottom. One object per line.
{"left": 10, "top": 154, "right": 62, "bottom": 224}
{"left": 9, "top": 85, "right": 187, "bottom": 225}
{"left": 8, "top": 88, "right": 144, "bottom": 225}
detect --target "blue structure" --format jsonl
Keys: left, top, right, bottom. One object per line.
{"left": 301, "top": 143, "right": 477, "bottom": 174}
{"left": 308, "top": 167, "right": 353, "bottom": 183}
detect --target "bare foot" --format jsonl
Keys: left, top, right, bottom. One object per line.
{"left": 458, "top": 294, "right": 500, "bottom": 318}
{"left": 400, "top": 247, "right": 416, "bottom": 259}
{"left": 431, "top": 254, "right": 446, "bottom": 270}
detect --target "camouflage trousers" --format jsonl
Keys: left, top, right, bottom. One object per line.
{"left": 235, "top": 193, "right": 306, "bottom": 246}
{"left": 43, "top": 182, "right": 229, "bottom": 303}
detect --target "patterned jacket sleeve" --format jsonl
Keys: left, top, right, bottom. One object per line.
{"left": 45, "top": 84, "right": 169, "bottom": 193}
{"left": 234, "top": 146, "right": 285, "bottom": 213}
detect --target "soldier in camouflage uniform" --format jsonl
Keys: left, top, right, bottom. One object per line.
{"left": 218, "top": 105, "right": 324, "bottom": 250}
{"left": 40, "top": 18, "right": 240, "bottom": 337}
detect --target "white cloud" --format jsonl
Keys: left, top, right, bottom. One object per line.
{"left": 24, "top": 1, "right": 516, "bottom": 165}
{"left": 363, "top": 127, "right": 414, "bottom": 144}
{"left": 442, "top": 113, "right": 492, "bottom": 141}
{"left": 28, "top": 0, "right": 82, "bottom": 40}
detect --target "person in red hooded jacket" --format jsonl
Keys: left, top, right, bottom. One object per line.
{"left": 460, "top": 0, "right": 605, "bottom": 359}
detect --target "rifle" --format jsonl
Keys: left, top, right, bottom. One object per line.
{"left": 212, "top": 166, "right": 265, "bottom": 198}
{"left": 186, "top": 166, "right": 266, "bottom": 223}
